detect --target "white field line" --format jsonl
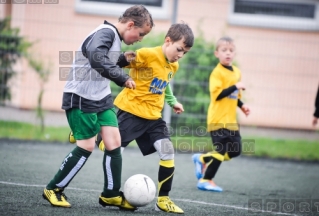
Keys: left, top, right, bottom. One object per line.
{"left": 174, "top": 198, "right": 299, "bottom": 216}
{"left": 0, "top": 181, "right": 299, "bottom": 216}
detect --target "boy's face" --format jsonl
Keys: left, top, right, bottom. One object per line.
{"left": 214, "top": 41, "right": 236, "bottom": 66}
{"left": 122, "top": 22, "right": 152, "bottom": 45}
{"left": 163, "top": 37, "right": 191, "bottom": 63}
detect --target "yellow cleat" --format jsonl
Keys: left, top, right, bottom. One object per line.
{"left": 69, "top": 131, "right": 76, "bottom": 144}
{"left": 95, "top": 134, "right": 105, "bottom": 151}
{"left": 99, "top": 192, "right": 137, "bottom": 211}
{"left": 155, "top": 196, "right": 184, "bottom": 214}
{"left": 42, "top": 188, "right": 71, "bottom": 208}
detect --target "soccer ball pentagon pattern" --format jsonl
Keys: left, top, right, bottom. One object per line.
{"left": 123, "top": 174, "right": 156, "bottom": 207}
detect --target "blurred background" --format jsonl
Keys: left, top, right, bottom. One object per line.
{"left": 0, "top": 0, "right": 318, "bottom": 131}
{"left": 1, "top": 3, "right": 319, "bottom": 215}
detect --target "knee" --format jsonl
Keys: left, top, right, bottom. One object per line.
{"left": 160, "top": 153, "right": 174, "bottom": 161}
{"left": 77, "top": 139, "right": 95, "bottom": 152}
{"left": 100, "top": 133, "right": 121, "bottom": 151}
{"left": 154, "top": 138, "right": 175, "bottom": 161}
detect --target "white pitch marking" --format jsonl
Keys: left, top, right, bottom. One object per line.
{"left": 174, "top": 199, "right": 299, "bottom": 216}
{"left": 0, "top": 181, "right": 299, "bottom": 216}
{"left": 0, "top": 181, "right": 100, "bottom": 192}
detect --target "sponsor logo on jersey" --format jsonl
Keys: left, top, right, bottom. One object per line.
{"left": 228, "top": 90, "right": 238, "bottom": 99}
{"left": 149, "top": 77, "right": 168, "bottom": 94}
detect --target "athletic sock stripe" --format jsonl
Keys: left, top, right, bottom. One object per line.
{"left": 105, "top": 156, "right": 113, "bottom": 190}
{"left": 56, "top": 156, "right": 86, "bottom": 188}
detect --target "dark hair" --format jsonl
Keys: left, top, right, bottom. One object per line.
{"left": 119, "top": 5, "right": 154, "bottom": 28}
{"left": 165, "top": 22, "right": 194, "bottom": 48}
{"left": 216, "top": 36, "right": 234, "bottom": 51}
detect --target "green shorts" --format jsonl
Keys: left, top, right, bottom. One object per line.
{"left": 66, "top": 108, "right": 118, "bottom": 140}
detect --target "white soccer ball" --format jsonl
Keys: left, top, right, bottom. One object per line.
{"left": 123, "top": 174, "right": 156, "bottom": 207}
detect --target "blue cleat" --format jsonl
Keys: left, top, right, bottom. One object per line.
{"left": 192, "top": 154, "right": 205, "bottom": 180}
{"left": 197, "top": 180, "right": 223, "bottom": 192}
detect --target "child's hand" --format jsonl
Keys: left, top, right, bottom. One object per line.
{"left": 241, "top": 104, "right": 250, "bottom": 116}
{"left": 173, "top": 102, "right": 184, "bottom": 114}
{"left": 124, "top": 51, "right": 136, "bottom": 62}
{"left": 124, "top": 78, "right": 136, "bottom": 90}
{"left": 236, "top": 82, "right": 246, "bottom": 90}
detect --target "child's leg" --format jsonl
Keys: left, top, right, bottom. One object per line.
{"left": 97, "top": 109, "right": 136, "bottom": 211}
{"left": 100, "top": 126, "right": 122, "bottom": 197}
{"left": 43, "top": 109, "right": 98, "bottom": 207}
{"left": 196, "top": 129, "right": 228, "bottom": 192}
{"left": 46, "top": 142, "right": 94, "bottom": 190}
{"left": 202, "top": 150, "right": 225, "bottom": 179}
{"left": 154, "top": 139, "right": 175, "bottom": 197}
{"left": 225, "top": 130, "right": 242, "bottom": 160}
{"left": 43, "top": 142, "right": 93, "bottom": 208}
{"left": 153, "top": 138, "right": 184, "bottom": 214}
{"left": 202, "top": 129, "right": 227, "bottom": 179}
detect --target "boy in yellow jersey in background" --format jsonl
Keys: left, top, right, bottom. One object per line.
{"left": 192, "top": 36, "right": 250, "bottom": 192}
{"left": 96, "top": 22, "right": 194, "bottom": 214}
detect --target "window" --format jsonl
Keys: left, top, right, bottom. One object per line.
{"left": 75, "top": 0, "right": 170, "bottom": 20}
{"left": 228, "top": 0, "right": 319, "bottom": 31}
{"left": 81, "top": 0, "right": 162, "bottom": 7}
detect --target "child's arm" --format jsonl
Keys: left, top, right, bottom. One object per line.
{"left": 216, "top": 82, "right": 245, "bottom": 101}
{"left": 123, "top": 49, "right": 148, "bottom": 69}
{"left": 237, "top": 99, "right": 243, "bottom": 108}
{"left": 165, "top": 84, "right": 184, "bottom": 114}
{"left": 165, "top": 84, "right": 177, "bottom": 107}
{"left": 216, "top": 85, "right": 237, "bottom": 100}
{"left": 240, "top": 104, "right": 250, "bottom": 116}
{"left": 83, "top": 29, "right": 132, "bottom": 88}
{"left": 117, "top": 51, "right": 136, "bottom": 68}
{"left": 238, "top": 99, "right": 250, "bottom": 116}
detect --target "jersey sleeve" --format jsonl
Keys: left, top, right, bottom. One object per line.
{"left": 165, "top": 84, "right": 177, "bottom": 107}
{"left": 84, "top": 28, "right": 130, "bottom": 87}
{"left": 126, "top": 48, "right": 149, "bottom": 69}
{"left": 216, "top": 85, "right": 237, "bottom": 100}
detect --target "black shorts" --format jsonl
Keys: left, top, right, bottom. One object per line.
{"left": 117, "top": 109, "right": 170, "bottom": 156}
{"left": 210, "top": 128, "right": 242, "bottom": 157}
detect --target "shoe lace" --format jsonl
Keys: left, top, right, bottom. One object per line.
{"left": 54, "top": 189, "right": 68, "bottom": 201}
{"left": 160, "top": 197, "right": 174, "bottom": 205}
{"left": 61, "top": 192, "right": 68, "bottom": 200}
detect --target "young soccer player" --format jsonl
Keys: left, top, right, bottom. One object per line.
{"left": 42, "top": 5, "right": 153, "bottom": 210}
{"left": 96, "top": 22, "right": 194, "bottom": 214}
{"left": 192, "top": 36, "right": 250, "bottom": 192}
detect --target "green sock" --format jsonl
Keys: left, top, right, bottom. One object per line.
{"left": 47, "top": 146, "right": 91, "bottom": 190}
{"left": 102, "top": 147, "right": 122, "bottom": 198}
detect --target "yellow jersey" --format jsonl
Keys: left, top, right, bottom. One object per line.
{"left": 207, "top": 63, "right": 242, "bottom": 131}
{"left": 114, "top": 46, "right": 178, "bottom": 120}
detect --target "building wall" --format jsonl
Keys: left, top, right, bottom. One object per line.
{"left": 5, "top": 0, "right": 319, "bottom": 130}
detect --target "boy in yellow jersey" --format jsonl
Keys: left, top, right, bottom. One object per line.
{"left": 192, "top": 36, "right": 250, "bottom": 192}
{"left": 95, "top": 22, "right": 194, "bottom": 214}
